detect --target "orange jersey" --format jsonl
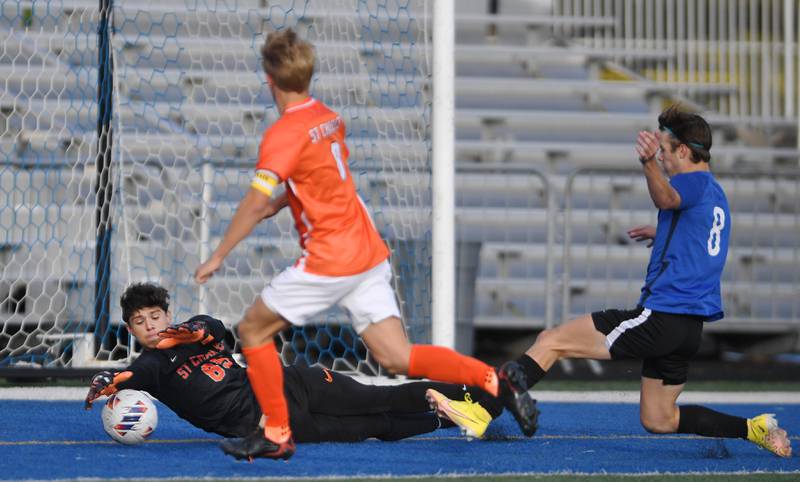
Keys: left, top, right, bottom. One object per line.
{"left": 255, "top": 97, "right": 389, "bottom": 276}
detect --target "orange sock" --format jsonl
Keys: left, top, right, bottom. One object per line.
{"left": 407, "top": 344, "right": 496, "bottom": 395}
{"left": 242, "top": 341, "right": 290, "bottom": 440}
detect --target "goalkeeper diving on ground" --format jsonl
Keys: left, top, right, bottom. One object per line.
{"left": 83, "top": 283, "right": 504, "bottom": 445}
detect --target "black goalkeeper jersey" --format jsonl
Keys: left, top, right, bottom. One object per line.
{"left": 112, "top": 315, "right": 496, "bottom": 442}
{"left": 117, "top": 315, "right": 264, "bottom": 438}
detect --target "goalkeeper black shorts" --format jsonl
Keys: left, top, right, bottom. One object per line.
{"left": 592, "top": 306, "right": 704, "bottom": 385}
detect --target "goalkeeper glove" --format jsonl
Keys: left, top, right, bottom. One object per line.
{"left": 156, "top": 317, "right": 215, "bottom": 349}
{"left": 84, "top": 370, "right": 133, "bottom": 410}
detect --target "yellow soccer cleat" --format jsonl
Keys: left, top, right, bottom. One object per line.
{"left": 426, "top": 388, "right": 492, "bottom": 439}
{"left": 747, "top": 413, "right": 792, "bottom": 458}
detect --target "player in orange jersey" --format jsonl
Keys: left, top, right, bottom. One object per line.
{"left": 191, "top": 28, "right": 535, "bottom": 461}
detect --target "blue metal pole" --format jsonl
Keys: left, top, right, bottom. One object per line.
{"left": 94, "top": 0, "right": 113, "bottom": 354}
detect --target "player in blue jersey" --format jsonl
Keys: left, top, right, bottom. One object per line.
{"left": 497, "top": 106, "right": 791, "bottom": 457}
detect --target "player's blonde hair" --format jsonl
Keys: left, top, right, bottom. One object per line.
{"left": 260, "top": 28, "right": 315, "bottom": 93}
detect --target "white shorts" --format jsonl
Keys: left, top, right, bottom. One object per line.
{"left": 261, "top": 260, "right": 401, "bottom": 334}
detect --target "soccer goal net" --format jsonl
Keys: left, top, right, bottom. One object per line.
{"left": 0, "top": 0, "right": 432, "bottom": 375}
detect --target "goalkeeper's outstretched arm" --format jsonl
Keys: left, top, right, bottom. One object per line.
{"left": 84, "top": 370, "right": 134, "bottom": 409}
{"left": 155, "top": 315, "right": 227, "bottom": 349}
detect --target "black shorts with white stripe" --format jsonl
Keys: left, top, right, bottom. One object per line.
{"left": 591, "top": 307, "right": 705, "bottom": 385}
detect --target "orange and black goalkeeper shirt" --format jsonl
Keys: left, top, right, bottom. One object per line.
{"left": 116, "top": 316, "right": 260, "bottom": 438}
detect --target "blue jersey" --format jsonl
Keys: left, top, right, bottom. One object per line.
{"left": 639, "top": 171, "right": 730, "bottom": 321}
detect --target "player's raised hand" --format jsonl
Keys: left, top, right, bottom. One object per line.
{"left": 627, "top": 225, "right": 657, "bottom": 247}
{"left": 84, "top": 370, "right": 133, "bottom": 410}
{"left": 636, "top": 130, "right": 660, "bottom": 164}
{"left": 194, "top": 256, "right": 222, "bottom": 285}
{"left": 156, "top": 318, "right": 214, "bottom": 349}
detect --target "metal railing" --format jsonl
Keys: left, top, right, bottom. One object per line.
{"left": 555, "top": 0, "right": 799, "bottom": 122}
{"left": 456, "top": 165, "right": 556, "bottom": 332}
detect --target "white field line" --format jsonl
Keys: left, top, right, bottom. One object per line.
{"left": 534, "top": 390, "right": 800, "bottom": 405}
{"left": 1, "top": 386, "right": 800, "bottom": 404}
{"left": 3, "top": 433, "right": 800, "bottom": 446}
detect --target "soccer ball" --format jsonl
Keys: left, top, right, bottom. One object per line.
{"left": 101, "top": 389, "right": 158, "bottom": 445}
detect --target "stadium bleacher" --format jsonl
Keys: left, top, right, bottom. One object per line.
{"left": 1, "top": 0, "right": 798, "bottom": 368}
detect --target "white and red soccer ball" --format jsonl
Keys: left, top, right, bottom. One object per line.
{"left": 101, "top": 389, "right": 158, "bottom": 445}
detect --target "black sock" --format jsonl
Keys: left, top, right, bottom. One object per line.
{"left": 677, "top": 405, "right": 748, "bottom": 439}
{"left": 516, "top": 355, "right": 546, "bottom": 389}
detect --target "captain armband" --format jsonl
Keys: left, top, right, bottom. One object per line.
{"left": 251, "top": 170, "right": 279, "bottom": 196}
